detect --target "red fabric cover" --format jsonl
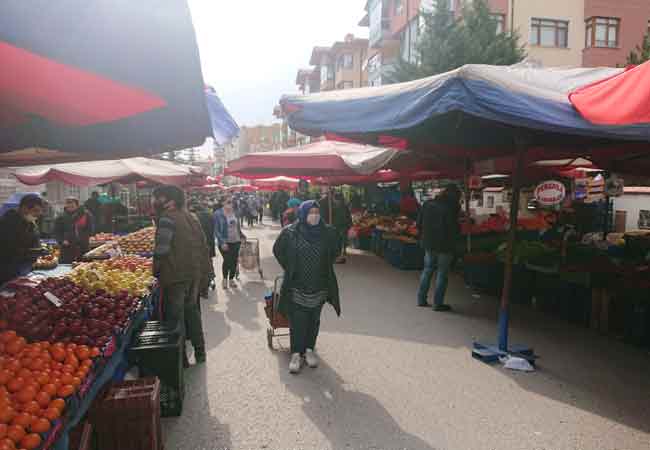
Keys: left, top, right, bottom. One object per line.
{"left": 0, "top": 41, "right": 167, "bottom": 127}
{"left": 569, "top": 62, "right": 650, "bottom": 125}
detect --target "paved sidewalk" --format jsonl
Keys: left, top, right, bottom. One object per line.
{"left": 163, "top": 224, "right": 650, "bottom": 450}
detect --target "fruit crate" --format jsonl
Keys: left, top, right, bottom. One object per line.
{"left": 384, "top": 239, "right": 424, "bottom": 271}
{"left": 129, "top": 330, "right": 184, "bottom": 417}
{"left": 89, "top": 377, "right": 162, "bottom": 450}
{"left": 139, "top": 320, "right": 181, "bottom": 336}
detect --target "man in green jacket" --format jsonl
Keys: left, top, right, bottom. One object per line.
{"left": 153, "top": 185, "right": 208, "bottom": 365}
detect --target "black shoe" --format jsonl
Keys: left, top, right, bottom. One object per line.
{"left": 195, "top": 349, "right": 206, "bottom": 364}
{"left": 433, "top": 304, "right": 452, "bottom": 312}
{"left": 417, "top": 303, "right": 431, "bottom": 307}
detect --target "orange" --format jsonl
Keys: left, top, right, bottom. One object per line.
{"left": 0, "top": 371, "right": 12, "bottom": 386}
{"left": 19, "top": 433, "right": 40, "bottom": 450}
{"left": 41, "top": 385, "right": 56, "bottom": 397}
{"left": 42, "top": 408, "right": 59, "bottom": 421}
{"left": 35, "top": 373, "right": 49, "bottom": 387}
{"left": 61, "top": 365, "right": 75, "bottom": 374}
{"left": 34, "top": 393, "right": 49, "bottom": 409}
{"left": 50, "top": 379, "right": 61, "bottom": 390}
{"left": 65, "top": 343, "right": 77, "bottom": 352}
{"left": 5, "top": 339, "right": 25, "bottom": 356}
{"left": 0, "top": 438, "right": 14, "bottom": 450}
{"left": 76, "top": 369, "right": 88, "bottom": 380}
{"left": 19, "top": 403, "right": 38, "bottom": 417}
{"left": 70, "top": 377, "right": 81, "bottom": 389}
{"left": 37, "top": 342, "right": 49, "bottom": 350}
{"left": 49, "top": 348, "right": 66, "bottom": 363}
{"left": 90, "top": 347, "right": 100, "bottom": 358}
{"left": 0, "top": 424, "right": 6, "bottom": 439}
{"left": 0, "top": 407, "right": 15, "bottom": 424}
{"left": 29, "top": 418, "right": 49, "bottom": 434}
{"left": 15, "top": 387, "right": 36, "bottom": 404}
{"left": 6, "top": 424, "right": 24, "bottom": 444}
{"left": 4, "top": 361, "right": 19, "bottom": 374}
{"left": 57, "top": 385, "right": 74, "bottom": 398}
{"left": 0, "top": 332, "right": 17, "bottom": 345}
{"left": 27, "top": 359, "right": 44, "bottom": 372}
{"left": 49, "top": 371, "right": 61, "bottom": 380}
{"left": 49, "top": 399, "right": 64, "bottom": 414}
{"left": 64, "top": 354, "right": 79, "bottom": 369}
{"left": 9, "top": 414, "right": 30, "bottom": 429}
{"left": 5, "top": 424, "right": 24, "bottom": 444}
{"left": 75, "top": 346, "right": 90, "bottom": 361}
{"left": 15, "top": 370, "right": 31, "bottom": 381}
{"left": 6, "top": 379, "right": 23, "bottom": 394}
{"left": 59, "top": 374, "right": 73, "bottom": 386}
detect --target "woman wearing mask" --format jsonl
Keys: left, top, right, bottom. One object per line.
{"left": 214, "top": 197, "right": 246, "bottom": 289}
{"left": 273, "top": 200, "right": 341, "bottom": 374}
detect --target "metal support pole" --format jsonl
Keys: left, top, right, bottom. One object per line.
{"left": 464, "top": 158, "right": 472, "bottom": 253}
{"left": 498, "top": 137, "right": 527, "bottom": 352}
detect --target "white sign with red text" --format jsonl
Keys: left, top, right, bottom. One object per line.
{"left": 534, "top": 180, "right": 566, "bottom": 206}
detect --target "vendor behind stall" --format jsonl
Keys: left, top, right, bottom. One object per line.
{"left": 55, "top": 197, "right": 95, "bottom": 264}
{"left": 0, "top": 194, "right": 44, "bottom": 284}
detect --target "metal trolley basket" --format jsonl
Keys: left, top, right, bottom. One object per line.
{"left": 265, "top": 276, "right": 290, "bottom": 349}
{"left": 238, "top": 237, "right": 264, "bottom": 280}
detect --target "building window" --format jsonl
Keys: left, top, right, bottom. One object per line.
{"left": 337, "top": 54, "right": 353, "bottom": 70}
{"left": 530, "top": 18, "right": 568, "bottom": 48}
{"left": 585, "top": 17, "right": 619, "bottom": 48}
{"left": 491, "top": 13, "right": 505, "bottom": 34}
{"left": 487, "top": 196, "right": 495, "bottom": 209}
{"left": 394, "top": 0, "right": 404, "bottom": 15}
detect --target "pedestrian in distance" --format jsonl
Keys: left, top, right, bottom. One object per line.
{"left": 416, "top": 184, "right": 461, "bottom": 311}
{"left": 214, "top": 196, "right": 247, "bottom": 289}
{"left": 331, "top": 193, "right": 352, "bottom": 264}
{"left": 273, "top": 200, "right": 341, "bottom": 374}
{"left": 54, "top": 197, "right": 95, "bottom": 264}
{"left": 152, "top": 185, "right": 207, "bottom": 365}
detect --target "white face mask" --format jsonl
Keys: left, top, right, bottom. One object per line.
{"left": 306, "top": 213, "right": 320, "bottom": 226}
{"left": 24, "top": 214, "right": 38, "bottom": 224}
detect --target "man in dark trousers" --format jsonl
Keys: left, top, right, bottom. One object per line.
{"left": 416, "top": 185, "right": 461, "bottom": 311}
{"left": 55, "top": 197, "right": 95, "bottom": 264}
{"left": 153, "top": 186, "right": 209, "bottom": 365}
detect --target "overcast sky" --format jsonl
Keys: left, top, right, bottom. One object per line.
{"left": 188, "top": 0, "right": 368, "bottom": 127}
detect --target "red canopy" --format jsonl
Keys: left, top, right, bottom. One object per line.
{"left": 225, "top": 184, "right": 259, "bottom": 192}
{"left": 252, "top": 176, "right": 300, "bottom": 191}
{"left": 12, "top": 157, "right": 205, "bottom": 187}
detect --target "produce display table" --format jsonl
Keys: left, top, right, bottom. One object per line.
{"left": 383, "top": 237, "right": 424, "bottom": 271}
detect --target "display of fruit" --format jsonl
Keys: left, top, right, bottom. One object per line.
{"left": 33, "top": 255, "right": 58, "bottom": 270}
{"left": 0, "top": 329, "right": 100, "bottom": 446}
{"left": 68, "top": 261, "right": 153, "bottom": 297}
{"left": 89, "top": 233, "right": 119, "bottom": 246}
{"left": 0, "top": 278, "right": 141, "bottom": 348}
{"left": 118, "top": 227, "right": 155, "bottom": 255}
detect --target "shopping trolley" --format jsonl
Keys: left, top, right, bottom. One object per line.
{"left": 264, "top": 276, "right": 290, "bottom": 349}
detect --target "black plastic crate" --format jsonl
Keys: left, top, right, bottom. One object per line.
{"left": 129, "top": 331, "right": 184, "bottom": 418}
{"left": 160, "top": 382, "right": 184, "bottom": 417}
{"left": 138, "top": 320, "right": 180, "bottom": 336}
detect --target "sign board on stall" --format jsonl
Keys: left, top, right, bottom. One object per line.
{"left": 468, "top": 175, "right": 483, "bottom": 190}
{"left": 534, "top": 180, "right": 566, "bottom": 206}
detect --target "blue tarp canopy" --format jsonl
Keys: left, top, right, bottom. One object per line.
{"left": 281, "top": 64, "right": 650, "bottom": 157}
{"left": 205, "top": 86, "right": 239, "bottom": 145}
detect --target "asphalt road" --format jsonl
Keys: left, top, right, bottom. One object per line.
{"left": 163, "top": 223, "right": 650, "bottom": 450}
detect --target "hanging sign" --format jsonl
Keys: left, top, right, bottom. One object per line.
{"left": 534, "top": 180, "right": 566, "bottom": 206}
{"left": 468, "top": 175, "right": 483, "bottom": 190}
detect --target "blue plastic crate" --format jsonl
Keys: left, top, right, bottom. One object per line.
{"left": 384, "top": 239, "right": 424, "bottom": 271}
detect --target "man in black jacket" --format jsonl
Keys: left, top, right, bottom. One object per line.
{"left": 54, "top": 198, "right": 95, "bottom": 264}
{"left": 0, "top": 194, "right": 44, "bottom": 284}
{"left": 416, "top": 185, "right": 461, "bottom": 311}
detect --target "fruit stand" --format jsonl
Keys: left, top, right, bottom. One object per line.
{"left": 0, "top": 225, "right": 162, "bottom": 449}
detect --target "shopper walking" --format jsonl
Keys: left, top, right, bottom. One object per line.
{"left": 54, "top": 197, "right": 95, "bottom": 264}
{"left": 152, "top": 185, "right": 207, "bottom": 365}
{"left": 214, "top": 196, "right": 247, "bottom": 289}
{"left": 416, "top": 185, "right": 461, "bottom": 311}
{"left": 332, "top": 193, "right": 352, "bottom": 263}
{"left": 273, "top": 200, "right": 341, "bottom": 374}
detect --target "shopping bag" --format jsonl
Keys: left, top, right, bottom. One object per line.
{"left": 239, "top": 241, "right": 258, "bottom": 271}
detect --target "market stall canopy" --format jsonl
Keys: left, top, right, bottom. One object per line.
{"left": 252, "top": 176, "right": 301, "bottom": 191}
{"left": 225, "top": 141, "right": 424, "bottom": 179}
{"left": 0, "top": 0, "right": 211, "bottom": 166}
{"left": 189, "top": 183, "right": 225, "bottom": 193}
{"left": 312, "top": 170, "right": 442, "bottom": 186}
{"left": 225, "top": 184, "right": 259, "bottom": 193}
{"left": 12, "top": 157, "right": 205, "bottom": 187}
{"left": 205, "top": 86, "right": 239, "bottom": 145}
{"left": 281, "top": 63, "right": 650, "bottom": 159}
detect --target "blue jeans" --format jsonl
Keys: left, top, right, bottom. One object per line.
{"left": 417, "top": 251, "right": 453, "bottom": 307}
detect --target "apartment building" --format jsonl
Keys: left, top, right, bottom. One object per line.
{"left": 309, "top": 34, "right": 369, "bottom": 91}
{"left": 360, "top": 0, "right": 650, "bottom": 82}
{"left": 234, "top": 124, "right": 283, "bottom": 159}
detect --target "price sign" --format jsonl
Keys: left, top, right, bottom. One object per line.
{"left": 44, "top": 291, "right": 63, "bottom": 308}
{"left": 534, "top": 180, "right": 566, "bottom": 207}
